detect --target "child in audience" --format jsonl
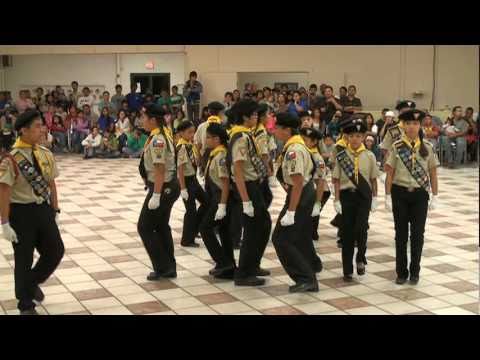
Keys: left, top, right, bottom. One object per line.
{"left": 99, "top": 128, "right": 121, "bottom": 158}
{"left": 81, "top": 126, "right": 102, "bottom": 159}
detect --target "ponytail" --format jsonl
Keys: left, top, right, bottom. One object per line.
{"left": 418, "top": 128, "right": 428, "bottom": 158}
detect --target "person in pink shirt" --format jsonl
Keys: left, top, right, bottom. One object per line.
{"left": 72, "top": 110, "right": 90, "bottom": 153}
{"left": 15, "top": 90, "right": 35, "bottom": 114}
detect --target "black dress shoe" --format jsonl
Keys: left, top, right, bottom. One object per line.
{"left": 256, "top": 267, "right": 271, "bottom": 277}
{"left": 147, "top": 272, "right": 162, "bottom": 281}
{"left": 409, "top": 276, "right": 419, "bottom": 285}
{"left": 356, "top": 262, "right": 366, "bottom": 276}
{"left": 209, "top": 267, "right": 219, "bottom": 276}
{"left": 33, "top": 286, "right": 45, "bottom": 304}
{"left": 234, "top": 276, "right": 265, "bottom": 287}
{"left": 20, "top": 308, "right": 39, "bottom": 315}
{"left": 181, "top": 242, "right": 200, "bottom": 248}
{"left": 289, "top": 282, "right": 319, "bottom": 293}
{"left": 147, "top": 270, "right": 177, "bottom": 281}
{"left": 214, "top": 266, "right": 236, "bottom": 280}
{"left": 343, "top": 274, "right": 353, "bottom": 282}
{"left": 395, "top": 277, "right": 408, "bottom": 285}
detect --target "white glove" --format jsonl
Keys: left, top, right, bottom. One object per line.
{"left": 385, "top": 194, "right": 392, "bottom": 211}
{"left": 2, "top": 222, "right": 18, "bottom": 244}
{"left": 180, "top": 188, "right": 189, "bottom": 201}
{"left": 148, "top": 193, "right": 161, "bottom": 210}
{"left": 429, "top": 195, "right": 438, "bottom": 211}
{"left": 334, "top": 200, "right": 342, "bottom": 214}
{"left": 371, "top": 197, "right": 378, "bottom": 212}
{"left": 215, "top": 204, "right": 227, "bottom": 221}
{"left": 268, "top": 176, "right": 277, "bottom": 188}
{"left": 55, "top": 213, "right": 60, "bottom": 227}
{"left": 242, "top": 201, "right": 254, "bottom": 217}
{"left": 311, "top": 202, "right": 321, "bottom": 217}
{"left": 280, "top": 210, "right": 295, "bottom": 227}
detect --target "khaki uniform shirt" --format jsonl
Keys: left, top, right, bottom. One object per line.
{"left": 143, "top": 133, "right": 176, "bottom": 183}
{"left": 281, "top": 143, "right": 314, "bottom": 186}
{"left": 177, "top": 144, "right": 196, "bottom": 177}
{"left": 0, "top": 146, "right": 59, "bottom": 204}
{"left": 311, "top": 151, "right": 327, "bottom": 181}
{"left": 231, "top": 133, "right": 260, "bottom": 182}
{"left": 208, "top": 151, "right": 229, "bottom": 190}
{"left": 332, "top": 149, "right": 379, "bottom": 190}
{"left": 386, "top": 140, "right": 439, "bottom": 189}
{"left": 381, "top": 123, "right": 405, "bottom": 152}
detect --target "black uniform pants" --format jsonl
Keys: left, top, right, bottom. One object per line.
{"left": 199, "top": 185, "right": 235, "bottom": 268}
{"left": 312, "top": 189, "right": 331, "bottom": 240}
{"left": 181, "top": 175, "right": 208, "bottom": 245}
{"left": 260, "top": 178, "right": 273, "bottom": 209}
{"left": 10, "top": 203, "right": 65, "bottom": 312}
{"left": 229, "top": 192, "right": 243, "bottom": 247}
{"left": 137, "top": 180, "right": 180, "bottom": 274}
{"left": 340, "top": 189, "right": 371, "bottom": 276}
{"left": 272, "top": 182, "right": 317, "bottom": 284}
{"left": 235, "top": 181, "right": 271, "bottom": 279}
{"left": 391, "top": 184, "right": 429, "bottom": 278}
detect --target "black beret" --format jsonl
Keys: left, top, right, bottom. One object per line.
{"left": 144, "top": 104, "right": 165, "bottom": 119}
{"left": 341, "top": 115, "right": 367, "bottom": 134}
{"left": 234, "top": 99, "right": 258, "bottom": 117}
{"left": 395, "top": 100, "right": 416, "bottom": 111}
{"left": 300, "top": 127, "right": 322, "bottom": 141}
{"left": 398, "top": 109, "right": 426, "bottom": 122}
{"left": 14, "top": 110, "right": 41, "bottom": 131}
{"left": 298, "top": 111, "right": 311, "bottom": 119}
{"left": 207, "top": 101, "right": 225, "bottom": 112}
{"left": 256, "top": 103, "right": 269, "bottom": 118}
{"left": 176, "top": 120, "right": 194, "bottom": 132}
{"left": 276, "top": 112, "right": 300, "bottom": 129}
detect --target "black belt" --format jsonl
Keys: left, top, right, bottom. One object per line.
{"left": 341, "top": 188, "right": 358, "bottom": 193}
{"left": 146, "top": 179, "right": 177, "bottom": 189}
{"left": 392, "top": 184, "right": 424, "bottom": 193}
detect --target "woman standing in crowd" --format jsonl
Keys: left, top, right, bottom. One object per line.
{"left": 200, "top": 123, "right": 236, "bottom": 279}
{"left": 137, "top": 104, "right": 180, "bottom": 281}
{"left": 332, "top": 116, "right": 379, "bottom": 281}
{"left": 385, "top": 109, "right": 439, "bottom": 285}
{"left": 272, "top": 113, "right": 319, "bottom": 292}
{"left": 177, "top": 120, "right": 207, "bottom": 248}
{"left": 228, "top": 99, "right": 271, "bottom": 286}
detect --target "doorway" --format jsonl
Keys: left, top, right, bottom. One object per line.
{"left": 130, "top": 73, "right": 171, "bottom": 98}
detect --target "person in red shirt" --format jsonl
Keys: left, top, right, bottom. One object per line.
{"left": 50, "top": 114, "right": 67, "bottom": 152}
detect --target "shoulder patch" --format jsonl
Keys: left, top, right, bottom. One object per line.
{"left": 153, "top": 138, "right": 165, "bottom": 148}
{"left": 219, "top": 158, "right": 226, "bottom": 166}
{"left": 286, "top": 151, "right": 296, "bottom": 160}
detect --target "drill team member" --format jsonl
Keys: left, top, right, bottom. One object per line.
{"left": 384, "top": 109, "right": 439, "bottom": 285}
{"left": 177, "top": 120, "right": 207, "bottom": 247}
{"left": 228, "top": 99, "right": 271, "bottom": 286}
{"left": 200, "top": 123, "right": 236, "bottom": 279}
{"left": 137, "top": 104, "right": 180, "bottom": 281}
{"left": 272, "top": 113, "right": 319, "bottom": 293}
{"left": 332, "top": 116, "right": 380, "bottom": 281}
{"left": 0, "top": 110, "right": 64, "bottom": 315}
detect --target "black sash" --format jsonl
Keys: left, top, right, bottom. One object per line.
{"left": 13, "top": 151, "right": 51, "bottom": 204}
{"left": 176, "top": 143, "right": 197, "bottom": 172}
{"left": 227, "top": 131, "right": 268, "bottom": 181}
{"left": 394, "top": 141, "right": 431, "bottom": 192}
{"left": 335, "top": 149, "right": 372, "bottom": 200}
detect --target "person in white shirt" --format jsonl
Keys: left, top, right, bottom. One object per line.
{"left": 77, "top": 87, "right": 94, "bottom": 109}
{"left": 81, "top": 126, "right": 102, "bottom": 159}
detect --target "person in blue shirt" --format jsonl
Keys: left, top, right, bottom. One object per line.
{"left": 287, "top": 90, "right": 308, "bottom": 116}
{"left": 97, "top": 107, "right": 114, "bottom": 134}
{"left": 126, "top": 83, "right": 143, "bottom": 112}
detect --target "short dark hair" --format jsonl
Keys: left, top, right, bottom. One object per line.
{"left": 115, "top": 84, "right": 122, "bottom": 90}
{"left": 225, "top": 91, "right": 233, "bottom": 98}
{"left": 340, "top": 86, "right": 347, "bottom": 93}
{"left": 189, "top": 71, "right": 198, "bottom": 78}
{"left": 309, "top": 84, "right": 317, "bottom": 90}
{"left": 71, "top": 81, "right": 79, "bottom": 86}
{"left": 466, "top": 107, "right": 474, "bottom": 112}
{"left": 82, "top": 87, "right": 90, "bottom": 92}
{"left": 324, "top": 85, "right": 333, "bottom": 92}
{"left": 176, "top": 120, "right": 194, "bottom": 132}
{"left": 382, "top": 108, "right": 389, "bottom": 113}
{"left": 172, "top": 85, "right": 178, "bottom": 91}
{"left": 348, "top": 85, "right": 357, "bottom": 91}
{"left": 103, "top": 91, "right": 110, "bottom": 96}
{"left": 453, "top": 106, "right": 462, "bottom": 113}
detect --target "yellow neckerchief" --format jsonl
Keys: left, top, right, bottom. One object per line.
{"left": 336, "top": 133, "right": 348, "bottom": 148}
{"left": 207, "top": 115, "right": 222, "bottom": 124}
{"left": 144, "top": 128, "right": 160, "bottom": 149}
{"left": 253, "top": 123, "right": 266, "bottom": 137}
{"left": 402, "top": 135, "right": 421, "bottom": 168}
{"left": 206, "top": 144, "right": 227, "bottom": 174}
{"left": 13, "top": 138, "right": 51, "bottom": 176}
{"left": 163, "top": 125, "right": 174, "bottom": 144}
{"left": 308, "top": 145, "right": 319, "bottom": 154}
{"left": 177, "top": 138, "right": 200, "bottom": 158}
{"left": 230, "top": 125, "right": 251, "bottom": 138}
{"left": 347, "top": 143, "right": 366, "bottom": 183}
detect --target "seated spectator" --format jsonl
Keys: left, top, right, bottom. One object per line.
{"left": 375, "top": 108, "right": 389, "bottom": 135}
{"left": 170, "top": 86, "right": 184, "bottom": 115}
{"left": 123, "top": 128, "right": 147, "bottom": 158}
{"left": 111, "top": 85, "right": 125, "bottom": 113}
{"left": 98, "top": 91, "right": 115, "bottom": 116}
{"left": 50, "top": 114, "right": 68, "bottom": 153}
{"left": 0, "top": 112, "right": 14, "bottom": 152}
{"left": 39, "top": 121, "right": 53, "bottom": 149}
{"left": 277, "top": 94, "right": 289, "bottom": 113}
{"left": 72, "top": 110, "right": 90, "bottom": 153}
{"left": 364, "top": 135, "right": 380, "bottom": 162}
{"left": 442, "top": 106, "right": 469, "bottom": 168}
{"left": 422, "top": 114, "right": 440, "bottom": 151}
{"left": 339, "top": 86, "right": 348, "bottom": 102}
{"left": 120, "top": 99, "right": 130, "bottom": 113}
{"left": 299, "top": 87, "right": 309, "bottom": 104}
{"left": 55, "top": 103, "right": 67, "bottom": 121}
{"left": 116, "top": 109, "right": 132, "bottom": 150}
{"left": 320, "top": 133, "right": 335, "bottom": 168}
{"left": 130, "top": 109, "right": 142, "bottom": 129}
{"left": 341, "top": 85, "right": 363, "bottom": 114}
{"left": 44, "top": 104, "right": 55, "bottom": 130}
{"left": 69, "top": 81, "right": 81, "bottom": 108}
{"left": 92, "top": 88, "right": 101, "bottom": 116}
{"left": 326, "top": 110, "right": 343, "bottom": 140}
{"left": 464, "top": 107, "right": 478, "bottom": 161}
{"left": 320, "top": 85, "right": 343, "bottom": 124}
{"left": 15, "top": 90, "right": 36, "bottom": 114}
{"left": 33, "top": 87, "right": 45, "bottom": 110}
{"left": 77, "top": 87, "right": 94, "bottom": 109}
{"left": 98, "top": 107, "right": 114, "bottom": 134}
{"left": 288, "top": 91, "right": 307, "bottom": 116}
{"left": 173, "top": 109, "right": 186, "bottom": 130}
{"left": 157, "top": 90, "right": 171, "bottom": 111}
{"left": 232, "top": 89, "right": 241, "bottom": 104}
{"left": 99, "top": 128, "right": 120, "bottom": 158}
{"left": 312, "top": 108, "right": 326, "bottom": 135}
{"left": 82, "top": 104, "right": 98, "bottom": 128}
{"left": 81, "top": 126, "right": 102, "bottom": 159}
{"left": 223, "top": 92, "right": 234, "bottom": 112}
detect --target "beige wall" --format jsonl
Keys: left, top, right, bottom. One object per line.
{"left": 1, "top": 45, "right": 478, "bottom": 112}
{"left": 237, "top": 72, "right": 309, "bottom": 92}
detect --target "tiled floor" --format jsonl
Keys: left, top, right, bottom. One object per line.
{"left": 0, "top": 155, "right": 478, "bottom": 315}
